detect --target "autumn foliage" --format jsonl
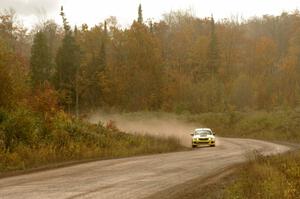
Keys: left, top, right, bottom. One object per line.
{"left": 2, "top": 7, "right": 300, "bottom": 113}
{"left": 48, "top": 9, "right": 300, "bottom": 113}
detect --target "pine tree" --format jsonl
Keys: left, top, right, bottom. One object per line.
{"left": 149, "top": 20, "right": 153, "bottom": 33}
{"left": 97, "top": 21, "right": 107, "bottom": 70}
{"left": 60, "top": 6, "right": 70, "bottom": 32}
{"left": 208, "top": 15, "right": 219, "bottom": 76}
{"left": 138, "top": 4, "right": 143, "bottom": 24}
{"left": 30, "top": 31, "right": 51, "bottom": 87}
{"left": 92, "top": 21, "right": 108, "bottom": 106}
{"left": 206, "top": 15, "right": 222, "bottom": 111}
{"left": 55, "top": 6, "right": 80, "bottom": 113}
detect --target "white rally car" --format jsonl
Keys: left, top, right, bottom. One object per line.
{"left": 191, "top": 128, "right": 216, "bottom": 148}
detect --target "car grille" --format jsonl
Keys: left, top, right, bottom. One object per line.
{"left": 198, "top": 138, "right": 209, "bottom": 141}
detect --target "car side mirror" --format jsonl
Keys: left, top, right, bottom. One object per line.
{"left": 213, "top": 132, "right": 216, "bottom": 135}
{"left": 190, "top": 133, "right": 194, "bottom": 136}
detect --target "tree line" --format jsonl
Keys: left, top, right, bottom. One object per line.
{"left": 1, "top": 5, "right": 300, "bottom": 114}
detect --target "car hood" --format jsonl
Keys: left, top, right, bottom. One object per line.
{"left": 192, "top": 135, "right": 215, "bottom": 139}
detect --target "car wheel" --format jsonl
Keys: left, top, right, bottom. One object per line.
{"left": 192, "top": 145, "right": 197, "bottom": 148}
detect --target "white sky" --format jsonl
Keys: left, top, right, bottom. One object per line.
{"left": 1, "top": 0, "right": 300, "bottom": 29}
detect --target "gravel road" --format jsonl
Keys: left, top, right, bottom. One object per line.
{"left": 0, "top": 138, "right": 290, "bottom": 199}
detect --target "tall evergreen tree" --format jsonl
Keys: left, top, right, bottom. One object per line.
{"left": 207, "top": 15, "right": 219, "bottom": 76}
{"left": 92, "top": 21, "right": 108, "bottom": 106}
{"left": 55, "top": 6, "right": 80, "bottom": 112}
{"left": 149, "top": 20, "right": 154, "bottom": 33}
{"left": 30, "top": 31, "right": 51, "bottom": 87}
{"left": 205, "top": 15, "right": 223, "bottom": 111}
{"left": 96, "top": 21, "right": 107, "bottom": 70}
{"left": 138, "top": 4, "right": 143, "bottom": 24}
{"left": 60, "top": 6, "right": 70, "bottom": 32}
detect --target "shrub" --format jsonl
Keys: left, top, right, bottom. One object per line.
{"left": 0, "top": 108, "right": 43, "bottom": 151}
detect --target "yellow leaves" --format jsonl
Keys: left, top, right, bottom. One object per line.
{"left": 189, "top": 35, "right": 209, "bottom": 65}
{"left": 255, "top": 36, "right": 276, "bottom": 56}
{"left": 254, "top": 36, "right": 278, "bottom": 73}
{"left": 0, "top": 38, "right": 28, "bottom": 108}
{"left": 279, "top": 55, "right": 297, "bottom": 75}
{"left": 284, "top": 180, "right": 297, "bottom": 199}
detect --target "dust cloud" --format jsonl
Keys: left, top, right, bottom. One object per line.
{"left": 88, "top": 111, "right": 201, "bottom": 147}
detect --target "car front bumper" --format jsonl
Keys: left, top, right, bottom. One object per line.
{"left": 192, "top": 140, "right": 215, "bottom": 145}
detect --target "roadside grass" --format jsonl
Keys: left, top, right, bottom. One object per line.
{"left": 0, "top": 108, "right": 184, "bottom": 173}
{"left": 223, "top": 150, "right": 300, "bottom": 199}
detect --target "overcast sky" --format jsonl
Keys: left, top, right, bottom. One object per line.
{"left": 1, "top": 0, "right": 300, "bottom": 29}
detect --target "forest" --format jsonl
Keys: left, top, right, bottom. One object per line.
{"left": 2, "top": 5, "right": 300, "bottom": 114}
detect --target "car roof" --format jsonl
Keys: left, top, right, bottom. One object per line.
{"left": 195, "top": 128, "right": 212, "bottom": 131}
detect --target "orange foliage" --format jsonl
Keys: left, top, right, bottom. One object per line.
{"left": 29, "top": 82, "right": 60, "bottom": 118}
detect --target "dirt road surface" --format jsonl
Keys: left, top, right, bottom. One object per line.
{"left": 0, "top": 138, "right": 290, "bottom": 199}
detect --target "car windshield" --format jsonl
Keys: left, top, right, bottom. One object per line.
{"left": 194, "top": 130, "right": 211, "bottom": 136}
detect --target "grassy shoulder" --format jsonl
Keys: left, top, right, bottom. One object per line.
{"left": 0, "top": 108, "right": 185, "bottom": 174}
{"left": 222, "top": 150, "right": 300, "bottom": 199}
